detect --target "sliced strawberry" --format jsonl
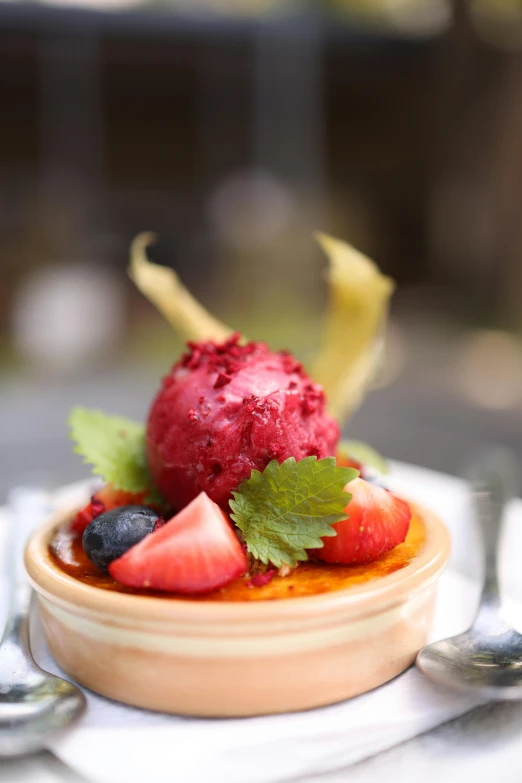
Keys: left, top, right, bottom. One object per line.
{"left": 71, "top": 499, "right": 104, "bottom": 534}
{"left": 109, "top": 492, "right": 248, "bottom": 594}
{"left": 71, "top": 484, "right": 150, "bottom": 534}
{"left": 71, "top": 506, "right": 92, "bottom": 534}
{"left": 315, "top": 477, "right": 411, "bottom": 565}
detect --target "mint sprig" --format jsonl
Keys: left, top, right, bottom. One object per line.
{"left": 69, "top": 406, "right": 155, "bottom": 496}
{"left": 230, "top": 456, "right": 358, "bottom": 568}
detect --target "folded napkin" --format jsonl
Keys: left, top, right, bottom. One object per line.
{"left": 3, "top": 463, "right": 522, "bottom": 783}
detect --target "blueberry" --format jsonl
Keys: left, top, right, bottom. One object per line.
{"left": 82, "top": 505, "right": 162, "bottom": 572}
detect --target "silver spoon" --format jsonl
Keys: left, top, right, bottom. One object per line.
{"left": 417, "top": 449, "right": 522, "bottom": 699}
{"left": 0, "top": 487, "right": 86, "bottom": 757}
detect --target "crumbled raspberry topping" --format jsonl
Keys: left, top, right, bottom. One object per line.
{"left": 246, "top": 570, "right": 276, "bottom": 588}
{"left": 214, "top": 372, "right": 232, "bottom": 389}
{"left": 152, "top": 517, "right": 166, "bottom": 532}
{"left": 279, "top": 351, "right": 303, "bottom": 375}
{"left": 301, "top": 382, "right": 325, "bottom": 416}
{"left": 187, "top": 408, "right": 199, "bottom": 423}
{"left": 180, "top": 332, "right": 259, "bottom": 376}
{"left": 90, "top": 496, "right": 105, "bottom": 518}
{"left": 267, "top": 442, "right": 285, "bottom": 460}
{"left": 177, "top": 333, "right": 309, "bottom": 387}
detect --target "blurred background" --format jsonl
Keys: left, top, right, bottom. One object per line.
{"left": 1, "top": 0, "right": 522, "bottom": 498}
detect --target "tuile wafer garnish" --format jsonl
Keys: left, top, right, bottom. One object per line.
{"left": 129, "top": 232, "right": 233, "bottom": 344}
{"left": 310, "top": 232, "right": 395, "bottom": 423}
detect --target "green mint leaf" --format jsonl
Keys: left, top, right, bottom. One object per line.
{"left": 339, "top": 440, "right": 389, "bottom": 475}
{"left": 68, "top": 406, "right": 152, "bottom": 494}
{"left": 229, "top": 456, "right": 358, "bottom": 568}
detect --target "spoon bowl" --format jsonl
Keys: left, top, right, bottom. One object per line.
{"left": 0, "top": 666, "right": 86, "bottom": 757}
{"left": 417, "top": 449, "right": 522, "bottom": 700}
{"left": 0, "top": 488, "right": 86, "bottom": 757}
{"left": 417, "top": 625, "right": 522, "bottom": 699}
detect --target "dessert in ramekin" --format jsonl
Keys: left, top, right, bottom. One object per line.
{"left": 25, "top": 232, "right": 450, "bottom": 715}
{"left": 26, "top": 499, "right": 449, "bottom": 716}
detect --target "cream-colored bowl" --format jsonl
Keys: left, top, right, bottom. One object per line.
{"left": 25, "top": 503, "right": 450, "bottom": 717}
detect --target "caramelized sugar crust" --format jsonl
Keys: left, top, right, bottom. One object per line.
{"left": 48, "top": 512, "right": 425, "bottom": 602}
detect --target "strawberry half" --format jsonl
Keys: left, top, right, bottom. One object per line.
{"left": 71, "top": 484, "right": 150, "bottom": 534}
{"left": 315, "top": 477, "right": 411, "bottom": 565}
{"left": 109, "top": 492, "right": 248, "bottom": 594}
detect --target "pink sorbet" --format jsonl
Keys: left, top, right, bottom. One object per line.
{"left": 146, "top": 333, "right": 340, "bottom": 510}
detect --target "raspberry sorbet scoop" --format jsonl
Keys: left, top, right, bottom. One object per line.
{"left": 146, "top": 334, "right": 340, "bottom": 509}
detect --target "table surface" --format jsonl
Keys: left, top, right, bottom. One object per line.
{"left": 3, "top": 699, "right": 522, "bottom": 783}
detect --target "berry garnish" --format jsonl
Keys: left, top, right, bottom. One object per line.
{"left": 71, "top": 499, "right": 104, "bottom": 535}
{"left": 109, "top": 492, "right": 248, "bottom": 594}
{"left": 315, "top": 477, "right": 411, "bottom": 565}
{"left": 71, "top": 484, "right": 151, "bottom": 534}
{"left": 83, "top": 505, "right": 162, "bottom": 572}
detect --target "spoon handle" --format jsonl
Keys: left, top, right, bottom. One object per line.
{"left": 468, "top": 449, "right": 518, "bottom": 610}
{"left": 0, "top": 488, "right": 53, "bottom": 653}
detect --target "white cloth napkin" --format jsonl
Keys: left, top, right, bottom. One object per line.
{"left": 3, "top": 462, "right": 522, "bottom": 783}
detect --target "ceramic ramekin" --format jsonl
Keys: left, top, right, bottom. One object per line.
{"left": 25, "top": 502, "right": 450, "bottom": 717}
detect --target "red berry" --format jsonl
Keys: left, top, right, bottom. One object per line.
{"left": 109, "top": 492, "right": 248, "bottom": 595}
{"left": 315, "top": 477, "right": 411, "bottom": 565}
{"left": 71, "top": 484, "right": 150, "bottom": 534}
{"left": 246, "top": 570, "right": 276, "bottom": 588}
{"left": 71, "top": 501, "right": 102, "bottom": 535}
